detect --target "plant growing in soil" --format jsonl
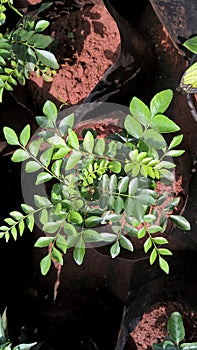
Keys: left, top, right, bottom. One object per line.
{"left": 153, "top": 311, "right": 197, "bottom": 349}
{"left": 0, "top": 1, "right": 59, "bottom": 102}
{"left": 0, "top": 89, "right": 190, "bottom": 275}
{"left": 0, "top": 308, "right": 36, "bottom": 350}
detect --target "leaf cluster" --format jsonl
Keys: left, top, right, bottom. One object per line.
{"left": 0, "top": 1, "right": 59, "bottom": 102}
{"left": 1, "top": 90, "right": 191, "bottom": 275}
{"left": 153, "top": 311, "right": 197, "bottom": 349}
{"left": 0, "top": 308, "right": 36, "bottom": 350}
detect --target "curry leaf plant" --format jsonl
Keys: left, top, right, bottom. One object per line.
{"left": 1, "top": 89, "right": 190, "bottom": 275}
{"left": 0, "top": 2, "right": 59, "bottom": 102}
{"left": 153, "top": 311, "right": 197, "bottom": 349}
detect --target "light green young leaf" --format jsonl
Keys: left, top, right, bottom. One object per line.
{"left": 151, "top": 115, "right": 180, "bottom": 133}
{"left": 144, "top": 237, "right": 152, "bottom": 253}
{"left": 43, "top": 100, "right": 57, "bottom": 123}
{"left": 59, "top": 113, "right": 74, "bottom": 135}
{"left": 68, "top": 211, "right": 83, "bottom": 225}
{"left": 11, "top": 149, "right": 30, "bottom": 162}
{"left": 166, "top": 150, "right": 185, "bottom": 157}
{"left": 147, "top": 225, "right": 163, "bottom": 234}
{"left": 124, "top": 115, "right": 143, "bottom": 138}
{"left": 153, "top": 237, "right": 168, "bottom": 244}
{"left": 34, "top": 236, "right": 54, "bottom": 247}
{"left": 118, "top": 176, "right": 129, "bottom": 193}
{"left": 40, "top": 254, "right": 51, "bottom": 275}
{"left": 183, "top": 36, "right": 197, "bottom": 54}
{"left": 25, "top": 160, "right": 42, "bottom": 173}
{"left": 168, "top": 134, "right": 183, "bottom": 150}
{"left": 19, "top": 124, "right": 31, "bottom": 147}
{"left": 150, "top": 89, "right": 173, "bottom": 117}
{"left": 51, "top": 159, "right": 62, "bottom": 177}
{"left": 10, "top": 211, "right": 24, "bottom": 220}
{"left": 100, "top": 232, "right": 117, "bottom": 242}
{"left": 35, "top": 20, "right": 50, "bottom": 32}
{"left": 67, "top": 129, "right": 79, "bottom": 149}
{"left": 36, "top": 172, "right": 53, "bottom": 185}
{"left": 52, "top": 146, "right": 71, "bottom": 160}
{"left": 108, "top": 160, "right": 122, "bottom": 174}
{"left": 150, "top": 248, "right": 157, "bottom": 265}
{"left": 11, "top": 226, "right": 17, "bottom": 240}
{"left": 21, "top": 203, "right": 35, "bottom": 214}
{"left": 43, "top": 221, "right": 62, "bottom": 234}
{"left": 129, "top": 96, "right": 151, "bottom": 126}
{"left": 3, "top": 127, "right": 19, "bottom": 145}
{"left": 83, "top": 130, "right": 94, "bottom": 153}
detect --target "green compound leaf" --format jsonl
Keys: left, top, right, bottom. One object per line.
{"left": 150, "top": 89, "right": 173, "bottom": 117}
{"left": 110, "top": 240, "right": 120, "bottom": 258}
{"left": 34, "top": 236, "right": 54, "bottom": 248}
{"left": 3, "top": 127, "right": 19, "bottom": 145}
{"left": 19, "top": 124, "right": 31, "bottom": 147}
{"left": 170, "top": 215, "right": 191, "bottom": 231}
{"left": 35, "top": 49, "right": 59, "bottom": 69}
{"left": 11, "top": 149, "right": 30, "bottom": 162}
{"left": 124, "top": 114, "right": 143, "bottom": 138}
{"left": 40, "top": 254, "right": 51, "bottom": 275}
{"left": 167, "top": 312, "right": 185, "bottom": 344}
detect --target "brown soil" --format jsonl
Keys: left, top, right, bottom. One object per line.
{"left": 27, "top": 0, "right": 120, "bottom": 108}
{"left": 127, "top": 302, "right": 197, "bottom": 349}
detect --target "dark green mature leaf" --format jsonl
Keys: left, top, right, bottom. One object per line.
{"left": 83, "top": 229, "right": 102, "bottom": 242}
{"left": 40, "top": 254, "right": 51, "bottom": 275}
{"left": 167, "top": 312, "right": 185, "bottom": 344}
{"left": 124, "top": 115, "right": 143, "bottom": 138}
{"left": 85, "top": 216, "right": 102, "bottom": 227}
{"left": 65, "top": 150, "right": 81, "bottom": 171}
{"left": 129, "top": 96, "right": 151, "bottom": 126}
{"left": 35, "top": 49, "right": 59, "bottom": 69}
{"left": 114, "top": 196, "right": 124, "bottom": 214}
{"left": 3, "top": 127, "right": 19, "bottom": 145}
{"left": 110, "top": 240, "right": 120, "bottom": 258}
{"left": 150, "top": 89, "right": 173, "bottom": 117}
{"left": 43, "top": 221, "right": 61, "bottom": 234}
{"left": 118, "top": 176, "right": 129, "bottom": 193}
{"left": 20, "top": 124, "right": 30, "bottom": 146}
{"left": 151, "top": 115, "right": 180, "bottom": 133}
{"left": 34, "top": 236, "right": 54, "bottom": 247}
{"left": 153, "top": 341, "right": 175, "bottom": 350}
{"left": 73, "top": 237, "right": 85, "bottom": 265}
{"left": 94, "top": 137, "right": 105, "bottom": 155}
{"left": 128, "top": 178, "right": 138, "bottom": 195}
{"left": 119, "top": 235, "right": 133, "bottom": 252}
{"left": 68, "top": 211, "right": 83, "bottom": 225}
{"left": 144, "top": 129, "right": 166, "bottom": 149}
{"left": 28, "top": 34, "right": 53, "bottom": 48}
{"left": 170, "top": 215, "right": 191, "bottom": 231}
{"left": 181, "top": 343, "right": 197, "bottom": 350}
{"left": 11, "top": 148, "right": 30, "bottom": 162}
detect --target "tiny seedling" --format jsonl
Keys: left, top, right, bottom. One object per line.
{"left": 153, "top": 311, "right": 197, "bottom": 349}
